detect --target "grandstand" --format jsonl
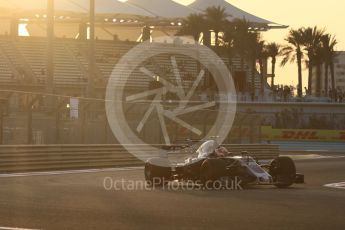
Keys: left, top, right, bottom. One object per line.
{"left": 0, "top": 35, "right": 260, "bottom": 92}
{"left": 0, "top": 0, "right": 289, "bottom": 145}
{"left": 0, "top": 0, "right": 279, "bottom": 93}
{"left": 5, "top": 37, "right": 261, "bottom": 77}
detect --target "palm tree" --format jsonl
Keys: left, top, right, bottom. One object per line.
{"left": 204, "top": 6, "right": 228, "bottom": 47}
{"left": 176, "top": 13, "right": 206, "bottom": 43}
{"left": 246, "top": 32, "right": 261, "bottom": 100}
{"left": 314, "top": 46, "right": 325, "bottom": 96}
{"left": 233, "top": 19, "right": 251, "bottom": 72}
{"left": 266, "top": 42, "right": 280, "bottom": 88}
{"left": 221, "top": 21, "right": 236, "bottom": 46}
{"left": 321, "top": 34, "right": 338, "bottom": 93}
{"left": 220, "top": 21, "right": 236, "bottom": 69}
{"left": 257, "top": 40, "right": 267, "bottom": 96}
{"left": 280, "top": 29, "right": 305, "bottom": 97}
{"left": 300, "top": 26, "right": 325, "bottom": 92}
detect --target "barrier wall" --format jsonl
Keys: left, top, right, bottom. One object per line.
{"left": 261, "top": 126, "right": 345, "bottom": 142}
{"left": 0, "top": 144, "right": 279, "bottom": 173}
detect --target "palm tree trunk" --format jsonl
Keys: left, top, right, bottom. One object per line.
{"left": 215, "top": 31, "right": 219, "bottom": 47}
{"left": 316, "top": 63, "right": 322, "bottom": 97}
{"left": 330, "top": 60, "right": 335, "bottom": 91}
{"left": 193, "top": 32, "right": 199, "bottom": 44}
{"left": 259, "top": 59, "right": 264, "bottom": 96}
{"left": 324, "top": 63, "right": 329, "bottom": 95}
{"left": 239, "top": 53, "right": 246, "bottom": 92}
{"left": 297, "top": 50, "right": 303, "bottom": 97}
{"left": 251, "top": 59, "right": 256, "bottom": 101}
{"left": 240, "top": 56, "right": 244, "bottom": 72}
{"left": 203, "top": 30, "right": 211, "bottom": 47}
{"left": 308, "top": 59, "right": 313, "bottom": 91}
{"left": 271, "top": 57, "right": 276, "bottom": 88}
{"left": 227, "top": 49, "right": 233, "bottom": 72}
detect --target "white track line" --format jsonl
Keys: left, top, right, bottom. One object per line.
{"left": 305, "top": 150, "right": 329, "bottom": 152}
{"left": 281, "top": 154, "right": 345, "bottom": 160}
{"left": 324, "top": 182, "right": 345, "bottom": 190}
{"left": 0, "top": 167, "right": 144, "bottom": 178}
{"left": 0, "top": 227, "right": 40, "bottom": 230}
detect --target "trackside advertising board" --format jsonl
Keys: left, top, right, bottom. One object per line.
{"left": 261, "top": 126, "right": 345, "bottom": 142}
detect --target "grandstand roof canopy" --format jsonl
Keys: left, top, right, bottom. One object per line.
{"left": 0, "top": 0, "right": 155, "bottom": 17}
{"left": 188, "top": 0, "right": 287, "bottom": 29}
{"left": 127, "top": 0, "right": 199, "bottom": 19}
{"left": 0, "top": 0, "right": 286, "bottom": 28}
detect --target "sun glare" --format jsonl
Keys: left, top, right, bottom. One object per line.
{"left": 18, "top": 23, "right": 30, "bottom": 37}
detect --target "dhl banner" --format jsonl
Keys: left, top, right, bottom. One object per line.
{"left": 261, "top": 126, "right": 345, "bottom": 142}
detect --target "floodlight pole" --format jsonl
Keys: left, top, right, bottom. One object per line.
{"left": 47, "top": 0, "right": 54, "bottom": 97}
{"left": 87, "top": 0, "right": 96, "bottom": 97}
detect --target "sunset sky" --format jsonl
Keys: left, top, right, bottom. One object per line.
{"left": 177, "top": 0, "right": 345, "bottom": 88}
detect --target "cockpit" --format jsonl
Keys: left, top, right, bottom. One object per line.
{"left": 196, "top": 140, "right": 218, "bottom": 158}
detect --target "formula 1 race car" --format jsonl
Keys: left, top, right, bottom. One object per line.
{"left": 144, "top": 140, "right": 304, "bottom": 188}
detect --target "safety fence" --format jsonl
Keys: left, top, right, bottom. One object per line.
{"left": 0, "top": 144, "right": 280, "bottom": 173}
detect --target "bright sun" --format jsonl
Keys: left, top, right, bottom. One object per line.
{"left": 18, "top": 23, "right": 30, "bottom": 37}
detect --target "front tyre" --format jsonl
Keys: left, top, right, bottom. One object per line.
{"left": 144, "top": 158, "right": 171, "bottom": 187}
{"left": 269, "top": 157, "right": 296, "bottom": 188}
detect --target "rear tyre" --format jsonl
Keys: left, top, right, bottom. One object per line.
{"left": 269, "top": 157, "right": 296, "bottom": 188}
{"left": 199, "top": 159, "right": 227, "bottom": 189}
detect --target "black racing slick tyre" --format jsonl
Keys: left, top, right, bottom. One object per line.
{"left": 199, "top": 159, "right": 227, "bottom": 189}
{"left": 144, "top": 159, "right": 171, "bottom": 187}
{"left": 269, "top": 157, "right": 296, "bottom": 188}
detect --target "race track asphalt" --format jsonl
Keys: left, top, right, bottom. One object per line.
{"left": 0, "top": 155, "right": 344, "bottom": 230}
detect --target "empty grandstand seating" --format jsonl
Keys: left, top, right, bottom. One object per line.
{"left": 0, "top": 49, "right": 14, "bottom": 83}
{"left": 0, "top": 36, "right": 262, "bottom": 94}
